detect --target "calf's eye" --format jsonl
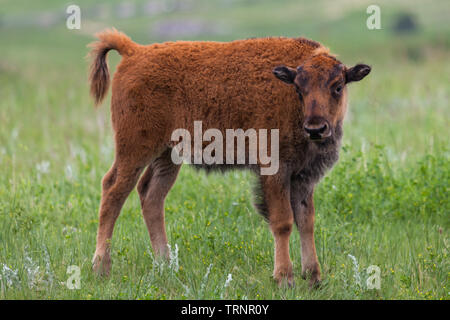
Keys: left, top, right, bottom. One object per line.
{"left": 334, "top": 85, "right": 343, "bottom": 95}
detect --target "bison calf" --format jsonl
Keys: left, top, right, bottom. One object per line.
{"left": 88, "top": 29, "right": 370, "bottom": 287}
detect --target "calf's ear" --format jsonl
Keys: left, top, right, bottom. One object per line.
{"left": 272, "top": 65, "right": 297, "bottom": 84}
{"left": 345, "top": 64, "right": 371, "bottom": 83}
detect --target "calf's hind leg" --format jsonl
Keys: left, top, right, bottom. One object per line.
{"left": 137, "top": 149, "right": 181, "bottom": 259}
{"left": 92, "top": 149, "right": 150, "bottom": 276}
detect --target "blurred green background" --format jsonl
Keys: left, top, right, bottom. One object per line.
{"left": 1, "top": 0, "right": 449, "bottom": 162}
{"left": 0, "top": 0, "right": 448, "bottom": 299}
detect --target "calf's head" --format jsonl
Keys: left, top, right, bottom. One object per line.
{"left": 273, "top": 54, "right": 371, "bottom": 142}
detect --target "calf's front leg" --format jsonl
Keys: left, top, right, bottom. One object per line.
{"left": 259, "top": 175, "right": 294, "bottom": 287}
{"left": 291, "top": 184, "right": 321, "bottom": 287}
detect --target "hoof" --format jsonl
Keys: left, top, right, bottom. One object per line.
{"left": 273, "top": 266, "right": 294, "bottom": 288}
{"left": 92, "top": 254, "right": 111, "bottom": 277}
{"left": 301, "top": 267, "right": 321, "bottom": 289}
{"left": 309, "top": 278, "right": 321, "bottom": 289}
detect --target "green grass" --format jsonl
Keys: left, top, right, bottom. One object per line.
{"left": 0, "top": 0, "right": 449, "bottom": 299}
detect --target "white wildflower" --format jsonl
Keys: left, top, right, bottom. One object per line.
{"left": 182, "top": 283, "right": 191, "bottom": 297}
{"left": 168, "top": 243, "right": 179, "bottom": 272}
{"left": 200, "top": 263, "right": 213, "bottom": 295}
{"left": 65, "top": 164, "right": 75, "bottom": 181}
{"left": 36, "top": 161, "right": 50, "bottom": 174}
{"left": 0, "top": 264, "right": 19, "bottom": 288}
{"left": 220, "top": 273, "right": 233, "bottom": 299}
{"left": 148, "top": 246, "right": 165, "bottom": 275}
{"left": 42, "top": 246, "right": 54, "bottom": 286}
{"left": 224, "top": 273, "right": 232, "bottom": 288}
{"left": 348, "top": 254, "right": 362, "bottom": 288}
{"left": 70, "top": 144, "right": 87, "bottom": 164}
{"left": 24, "top": 251, "right": 41, "bottom": 289}
{"left": 62, "top": 226, "right": 78, "bottom": 235}
{"left": 11, "top": 127, "right": 19, "bottom": 141}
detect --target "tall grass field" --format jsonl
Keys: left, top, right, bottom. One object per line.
{"left": 0, "top": 0, "right": 448, "bottom": 299}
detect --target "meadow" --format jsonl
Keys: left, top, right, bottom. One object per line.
{"left": 0, "top": 0, "right": 448, "bottom": 299}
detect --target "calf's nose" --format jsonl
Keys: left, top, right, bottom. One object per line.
{"left": 304, "top": 121, "right": 330, "bottom": 140}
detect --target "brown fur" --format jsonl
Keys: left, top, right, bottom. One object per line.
{"left": 88, "top": 29, "right": 370, "bottom": 287}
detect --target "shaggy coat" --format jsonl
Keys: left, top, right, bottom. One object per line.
{"left": 88, "top": 29, "right": 370, "bottom": 287}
